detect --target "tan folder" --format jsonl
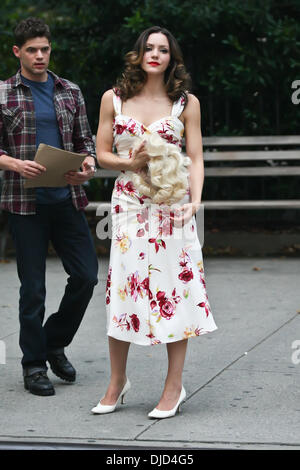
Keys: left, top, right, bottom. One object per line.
{"left": 24, "top": 144, "right": 87, "bottom": 188}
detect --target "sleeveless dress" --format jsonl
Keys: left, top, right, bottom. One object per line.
{"left": 105, "top": 90, "right": 217, "bottom": 345}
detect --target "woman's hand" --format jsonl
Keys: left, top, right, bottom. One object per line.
{"left": 171, "top": 202, "right": 200, "bottom": 227}
{"left": 128, "top": 141, "right": 150, "bottom": 171}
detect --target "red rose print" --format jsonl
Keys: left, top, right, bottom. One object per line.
{"left": 171, "top": 287, "right": 181, "bottom": 304}
{"left": 200, "top": 275, "right": 206, "bottom": 288}
{"left": 157, "top": 208, "right": 173, "bottom": 237}
{"left": 130, "top": 314, "right": 140, "bottom": 332}
{"left": 115, "top": 124, "right": 126, "bottom": 135}
{"left": 146, "top": 332, "right": 155, "bottom": 339}
{"left": 137, "top": 207, "right": 148, "bottom": 224}
{"left": 155, "top": 291, "right": 175, "bottom": 320}
{"left": 178, "top": 268, "right": 194, "bottom": 283}
{"left": 148, "top": 238, "right": 166, "bottom": 253}
{"left": 204, "top": 302, "right": 211, "bottom": 317}
{"left": 137, "top": 195, "right": 149, "bottom": 205}
{"left": 140, "top": 277, "right": 152, "bottom": 299}
{"left": 197, "top": 302, "right": 210, "bottom": 317}
{"left": 114, "top": 204, "right": 123, "bottom": 213}
{"left": 115, "top": 180, "right": 124, "bottom": 194}
{"left": 195, "top": 327, "right": 204, "bottom": 336}
{"left": 128, "top": 123, "right": 137, "bottom": 134}
{"left": 159, "top": 299, "right": 175, "bottom": 320}
{"left": 106, "top": 266, "right": 112, "bottom": 304}
{"left": 197, "top": 302, "right": 205, "bottom": 308}
{"left": 128, "top": 272, "right": 140, "bottom": 300}
{"left": 124, "top": 181, "right": 135, "bottom": 194}
{"left": 156, "top": 291, "right": 166, "bottom": 301}
{"left": 157, "top": 130, "right": 178, "bottom": 145}
{"left": 141, "top": 277, "right": 149, "bottom": 291}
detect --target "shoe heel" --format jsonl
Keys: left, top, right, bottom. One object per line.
{"left": 121, "top": 392, "right": 126, "bottom": 405}
{"left": 121, "top": 379, "right": 130, "bottom": 405}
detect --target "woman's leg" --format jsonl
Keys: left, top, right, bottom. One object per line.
{"left": 100, "top": 336, "right": 131, "bottom": 405}
{"left": 156, "top": 339, "right": 188, "bottom": 410}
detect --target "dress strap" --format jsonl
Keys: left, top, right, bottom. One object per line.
{"left": 171, "top": 94, "right": 187, "bottom": 118}
{"left": 112, "top": 88, "right": 122, "bottom": 115}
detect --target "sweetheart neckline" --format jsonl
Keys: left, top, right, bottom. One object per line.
{"left": 115, "top": 113, "right": 184, "bottom": 130}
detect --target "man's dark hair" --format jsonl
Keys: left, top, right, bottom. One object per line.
{"left": 14, "top": 17, "right": 51, "bottom": 48}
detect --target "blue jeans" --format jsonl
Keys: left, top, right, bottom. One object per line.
{"left": 8, "top": 198, "right": 98, "bottom": 369}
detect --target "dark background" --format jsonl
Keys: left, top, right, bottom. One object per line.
{"left": 1, "top": 0, "right": 299, "bottom": 233}
{"left": 1, "top": 0, "right": 299, "bottom": 136}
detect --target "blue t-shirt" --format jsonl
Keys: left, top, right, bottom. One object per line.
{"left": 21, "top": 73, "right": 71, "bottom": 204}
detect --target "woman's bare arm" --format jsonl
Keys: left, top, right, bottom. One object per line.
{"left": 96, "top": 90, "right": 149, "bottom": 171}
{"left": 183, "top": 93, "right": 204, "bottom": 211}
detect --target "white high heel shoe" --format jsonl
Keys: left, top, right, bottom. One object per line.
{"left": 148, "top": 386, "right": 186, "bottom": 419}
{"left": 91, "top": 378, "right": 131, "bottom": 414}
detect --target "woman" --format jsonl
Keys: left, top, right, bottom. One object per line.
{"left": 93, "top": 26, "right": 217, "bottom": 419}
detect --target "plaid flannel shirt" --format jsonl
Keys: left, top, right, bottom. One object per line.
{"left": 0, "top": 70, "right": 96, "bottom": 215}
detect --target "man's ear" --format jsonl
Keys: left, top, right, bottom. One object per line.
{"left": 12, "top": 45, "right": 20, "bottom": 59}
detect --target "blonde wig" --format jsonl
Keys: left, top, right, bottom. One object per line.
{"left": 131, "top": 132, "right": 191, "bottom": 205}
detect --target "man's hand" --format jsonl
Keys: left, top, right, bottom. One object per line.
{"left": 17, "top": 160, "right": 46, "bottom": 179}
{"left": 64, "top": 157, "right": 96, "bottom": 185}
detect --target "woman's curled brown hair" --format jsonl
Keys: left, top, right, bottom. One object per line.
{"left": 115, "top": 26, "right": 192, "bottom": 104}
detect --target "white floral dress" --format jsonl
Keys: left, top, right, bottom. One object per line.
{"left": 105, "top": 90, "right": 217, "bottom": 345}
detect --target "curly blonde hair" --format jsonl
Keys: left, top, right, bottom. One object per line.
{"left": 115, "top": 26, "right": 191, "bottom": 103}
{"left": 131, "top": 133, "right": 191, "bottom": 205}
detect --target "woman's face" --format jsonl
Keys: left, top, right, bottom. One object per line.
{"left": 141, "top": 32, "right": 171, "bottom": 75}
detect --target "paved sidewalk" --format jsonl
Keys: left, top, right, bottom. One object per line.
{"left": 0, "top": 256, "right": 299, "bottom": 450}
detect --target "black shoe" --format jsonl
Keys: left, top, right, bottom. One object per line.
{"left": 24, "top": 371, "right": 55, "bottom": 396}
{"left": 47, "top": 351, "right": 76, "bottom": 382}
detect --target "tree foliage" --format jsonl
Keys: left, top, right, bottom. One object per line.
{"left": 0, "top": 0, "right": 299, "bottom": 136}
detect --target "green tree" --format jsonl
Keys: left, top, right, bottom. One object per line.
{"left": 1, "top": 0, "right": 299, "bottom": 135}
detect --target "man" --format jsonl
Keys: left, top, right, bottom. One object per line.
{"left": 0, "top": 17, "right": 98, "bottom": 396}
